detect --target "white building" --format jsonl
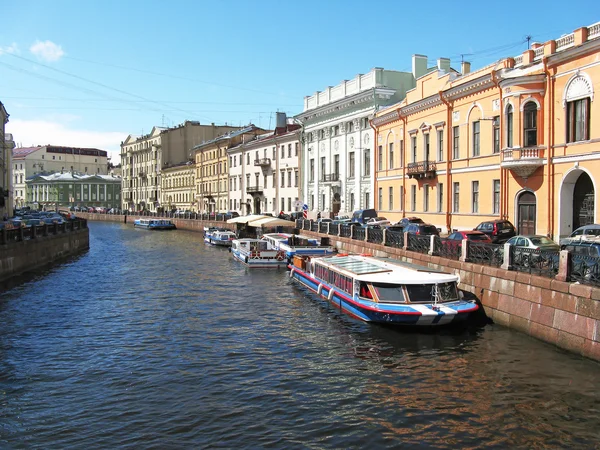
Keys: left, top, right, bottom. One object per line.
{"left": 1, "top": 101, "right": 15, "bottom": 218}
{"left": 228, "top": 113, "right": 301, "bottom": 215}
{"left": 295, "top": 62, "right": 428, "bottom": 216}
{"left": 12, "top": 145, "right": 109, "bottom": 209}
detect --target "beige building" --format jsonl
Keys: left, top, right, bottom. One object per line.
{"left": 120, "top": 121, "right": 238, "bottom": 212}
{"left": 161, "top": 161, "right": 195, "bottom": 212}
{"left": 12, "top": 145, "right": 108, "bottom": 209}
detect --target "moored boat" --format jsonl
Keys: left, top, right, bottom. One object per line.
{"left": 133, "top": 219, "right": 177, "bottom": 230}
{"left": 231, "top": 238, "right": 287, "bottom": 268}
{"left": 261, "top": 233, "right": 336, "bottom": 260}
{"left": 209, "top": 230, "right": 237, "bottom": 247}
{"left": 289, "top": 254, "right": 478, "bottom": 327}
{"left": 203, "top": 226, "right": 227, "bottom": 244}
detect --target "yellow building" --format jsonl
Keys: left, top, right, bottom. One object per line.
{"left": 193, "top": 126, "right": 267, "bottom": 214}
{"left": 373, "top": 23, "right": 600, "bottom": 239}
{"left": 161, "top": 161, "right": 195, "bottom": 212}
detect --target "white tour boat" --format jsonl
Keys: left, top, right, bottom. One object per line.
{"left": 230, "top": 238, "right": 287, "bottom": 268}
{"left": 133, "top": 219, "right": 177, "bottom": 230}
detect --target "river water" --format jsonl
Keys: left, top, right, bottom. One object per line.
{"left": 1, "top": 221, "right": 599, "bottom": 449}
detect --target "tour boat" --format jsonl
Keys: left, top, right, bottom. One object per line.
{"left": 209, "top": 230, "right": 237, "bottom": 247}
{"left": 133, "top": 219, "right": 177, "bottom": 230}
{"left": 203, "top": 226, "right": 227, "bottom": 244}
{"left": 261, "top": 233, "right": 336, "bottom": 260}
{"left": 230, "top": 238, "right": 288, "bottom": 268}
{"left": 289, "top": 254, "right": 479, "bottom": 326}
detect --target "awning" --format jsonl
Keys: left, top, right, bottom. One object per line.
{"left": 247, "top": 217, "right": 296, "bottom": 227}
{"left": 226, "top": 214, "right": 269, "bottom": 224}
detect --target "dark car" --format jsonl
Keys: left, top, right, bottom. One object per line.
{"left": 474, "top": 220, "right": 516, "bottom": 243}
{"left": 351, "top": 209, "right": 377, "bottom": 225}
{"left": 396, "top": 217, "right": 424, "bottom": 229}
{"left": 404, "top": 223, "right": 440, "bottom": 236}
{"left": 564, "top": 241, "right": 600, "bottom": 283}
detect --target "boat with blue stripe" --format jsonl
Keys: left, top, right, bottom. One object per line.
{"left": 261, "top": 233, "right": 336, "bottom": 260}
{"left": 230, "top": 238, "right": 287, "bottom": 268}
{"left": 289, "top": 254, "right": 478, "bottom": 327}
{"left": 133, "top": 219, "right": 177, "bottom": 230}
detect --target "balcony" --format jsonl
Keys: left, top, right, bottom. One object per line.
{"left": 407, "top": 161, "right": 436, "bottom": 179}
{"left": 254, "top": 158, "right": 271, "bottom": 167}
{"left": 246, "top": 185, "right": 263, "bottom": 195}
{"left": 501, "top": 146, "right": 545, "bottom": 179}
{"left": 321, "top": 173, "right": 341, "bottom": 186}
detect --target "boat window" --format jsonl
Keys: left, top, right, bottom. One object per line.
{"left": 405, "top": 282, "right": 459, "bottom": 303}
{"left": 359, "top": 282, "right": 373, "bottom": 299}
{"left": 370, "top": 283, "right": 405, "bottom": 303}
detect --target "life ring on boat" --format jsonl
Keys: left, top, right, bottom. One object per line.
{"left": 276, "top": 251, "right": 286, "bottom": 261}
{"left": 336, "top": 253, "right": 348, "bottom": 257}
{"left": 360, "top": 253, "right": 372, "bottom": 257}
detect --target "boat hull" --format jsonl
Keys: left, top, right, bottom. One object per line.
{"left": 289, "top": 265, "right": 478, "bottom": 326}
{"left": 231, "top": 249, "right": 287, "bottom": 268}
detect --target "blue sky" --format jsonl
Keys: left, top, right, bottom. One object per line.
{"left": 1, "top": 0, "right": 598, "bottom": 162}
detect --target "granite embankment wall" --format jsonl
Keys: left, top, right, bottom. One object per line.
{"left": 80, "top": 213, "right": 600, "bottom": 361}
{"left": 77, "top": 212, "right": 235, "bottom": 232}
{"left": 0, "top": 224, "right": 89, "bottom": 290}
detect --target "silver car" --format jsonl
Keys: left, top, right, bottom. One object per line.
{"left": 559, "top": 224, "right": 600, "bottom": 247}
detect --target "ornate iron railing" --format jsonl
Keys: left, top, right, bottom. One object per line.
{"left": 311, "top": 221, "right": 318, "bottom": 232}
{"left": 407, "top": 160, "right": 436, "bottom": 179}
{"left": 434, "top": 237, "right": 461, "bottom": 260}
{"left": 510, "top": 247, "right": 559, "bottom": 277}
{"left": 353, "top": 227, "right": 365, "bottom": 241}
{"left": 295, "top": 219, "right": 303, "bottom": 228}
{"left": 1, "top": 219, "right": 87, "bottom": 245}
{"left": 469, "top": 242, "right": 504, "bottom": 267}
{"left": 318, "top": 222, "right": 328, "bottom": 233}
{"left": 328, "top": 223, "right": 339, "bottom": 236}
{"left": 570, "top": 255, "right": 600, "bottom": 286}
{"left": 407, "top": 234, "right": 430, "bottom": 254}
{"left": 385, "top": 230, "right": 404, "bottom": 248}
{"left": 340, "top": 225, "right": 352, "bottom": 238}
{"left": 367, "top": 228, "right": 383, "bottom": 244}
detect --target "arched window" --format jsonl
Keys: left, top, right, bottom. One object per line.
{"left": 523, "top": 102, "right": 538, "bottom": 147}
{"left": 506, "top": 104, "right": 514, "bottom": 147}
{"left": 565, "top": 75, "right": 593, "bottom": 143}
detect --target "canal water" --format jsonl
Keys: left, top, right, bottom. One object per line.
{"left": 1, "top": 222, "right": 599, "bottom": 449}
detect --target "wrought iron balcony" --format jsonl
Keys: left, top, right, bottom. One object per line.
{"left": 321, "top": 173, "right": 341, "bottom": 185}
{"left": 407, "top": 160, "right": 436, "bottom": 179}
{"left": 501, "top": 146, "right": 545, "bottom": 179}
{"left": 246, "top": 185, "right": 263, "bottom": 194}
{"left": 254, "top": 158, "right": 271, "bottom": 167}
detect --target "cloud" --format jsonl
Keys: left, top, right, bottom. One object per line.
{"left": 29, "top": 40, "right": 65, "bottom": 62}
{"left": 6, "top": 119, "right": 125, "bottom": 163}
{"left": 0, "top": 42, "right": 19, "bottom": 55}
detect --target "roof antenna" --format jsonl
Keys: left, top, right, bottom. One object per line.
{"left": 525, "top": 35, "right": 532, "bottom": 49}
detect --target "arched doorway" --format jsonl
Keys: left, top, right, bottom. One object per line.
{"left": 517, "top": 191, "right": 536, "bottom": 235}
{"left": 332, "top": 193, "right": 341, "bottom": 216}
{"left": 559, "top": 169, "right": 596, "bottom": 237}
{"left": 573, "top": 172, "right": 595, "bottom": 229}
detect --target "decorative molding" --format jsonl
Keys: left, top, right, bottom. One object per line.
{"left": 520, "top": 96, "right": 541, "bottom": 111}
{"left": 433, "top": 121, "right": 446, "bottom": 128}
{"left": 408, "top": 128, "right": 419, "bottom": 135}
{"left": 562, "top": 71, "right": 594, "bottom": 107}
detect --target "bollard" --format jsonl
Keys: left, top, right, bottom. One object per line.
{"left": 459, "top": 239, "right": 469, "bottom": 262}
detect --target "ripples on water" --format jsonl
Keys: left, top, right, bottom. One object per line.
{"left": 0, "top": 222, "right": 599, "bottom": 449}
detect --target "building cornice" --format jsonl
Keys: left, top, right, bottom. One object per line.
{"left": 296, "top": 88, "right": 386, "bottom": 123}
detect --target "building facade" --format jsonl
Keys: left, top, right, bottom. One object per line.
{"left": 161, "top": 162, "right": 195, "bottom": 212}
{"left": 1, "top": 101, "right": 15, "bottom": 218}
{"left": 194, "top": 125, "right": 267, "bottom": 214}
{"left": 120, "top": 121, "right": 238, "bottom": 212}
{"left": 11, "top": 146, "right": 108, "bottom": 209}
{"left": 26, "top": 172, "right": 121, "bottom": 210}
{"left": 373, "top": 22, "right": 600, "bottom": 239}
{"left": 295, "top": 65, "right": 423, "bottom": 217}
{"left": 228, "top": 113, "right": 301, "bottom": 215}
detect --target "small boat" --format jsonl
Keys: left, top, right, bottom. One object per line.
{"left": 289, "top": 254, "right": 478, "bottom": 327}
{"left": 203, "top": 226, "right": 227, "bottom": 244}
{"left": 133, "top": 219, "right": 177, "bottom": 230}
{"left": 209, "top": 230, "right": 237, "bottom": 247}
{"left": 231, "top": 238, "right": 287, "bottom": 268}
{"left": 261, "top": 233, "right": 336, "bottom": 260}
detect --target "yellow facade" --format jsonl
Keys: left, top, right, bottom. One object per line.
{"left": 374, "top": 23, "right": 600, "bottom": 239}
{"left": 161, "top": 162, "right": 195, "bottom": 212}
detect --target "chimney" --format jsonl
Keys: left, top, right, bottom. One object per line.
{"left": 461, "top": 61, "right": 471, "bottom": 75}
{"left": 276, "top": 112, "right": 287, "bottom": 129}
{"left": 412, "top": 54, "right": 428, "bottom": 79}
{"left": 437, "top": 57, "right": 451, "bottom": 72}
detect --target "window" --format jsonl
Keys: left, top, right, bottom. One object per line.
{"left": 389, "top": 143, "right": 394, "bottom": 169}
{"left": 288, "top": 198, "right": 291, "bottom": 211}
{"left": 472, "top": 121, "right": 480, "bottom": 156}
{"left": 288, "top": 144, "right": 292, "bottom": 158}
{"left": 349, "top": 152, "right": 355, "bottom": 178}
{"left": 437, "top": 183, "right": 443, "bottom": 213}
{"left": 287, "top": 171, "right": 291, "bottom": 187}
{"left": 281, "top": 171, "right": 285, "bottom": 188}
{"left": 506, "top": 104, "right": 513, "bottom": 147}
{"left": 294, "top": 169, "right": 298, "bottom": 187}
{"left": 378, "top": 146, "right": 383, "bottom": 170}
{"left": 247, "top": 153, "right": 250, "bottom": 165}
{"left": 411, "top": 185, "right": 416, "bottom": 211}
{"left": 364, "top": 150, "right": 370, "bottom": 176}
{"left": 493, "top": 179, "right": 500, "bottom": 214}
{"left": 453, "top": 182, "right": 460, "bottom": 212}
{"left": 437, "top": 129, "right": 444, "bottom": 161}
{"left": 321, "top": 193, "right": 326, "bottom": 210}
{"left": 400, "top": 186, "right": 404, "bottom": 211}
{"left": 378, "top": 188, "right": 383, "bottom": 210}
{"left": 424, "top": 133, "right": 430, "bottom": 161}
{"left": 365, "top": 192, "right": 370, "bottom": 208}
{"left": 310, "top": 194, "right": 314, "bottom": 210}
{"left": 452, "top": 126, "right": 460, "bottom": 159}
{"left": 309, "top": 159, "right": 314, "bottom": 182}
{"left": 389, "top": 187, "right": 393, "bottom": 210}
{"left": 567, "top": 98, "right": 590, "bottom": 143}
{"left": 411, "top": 136, "right": 417, "bottom": 162}
{"left": 523, "top": 102, "right": 537, "bottom": 147}
{"left": 348, "top": 121, "right": 354, "bottom": 133}
{"left": 281, "top": 198, "right": 285, "bottom": 212}
{"left": 333, "top": 125, "right": 339, "bottom": 136}
{"left": 423, "top": 184, "right": 429, "bottom": 212}
{"left": 334, "top": 154, "right": 339, "bottom": 178}
{"left": 350, "top": 193, "right": 355, "bottom": 211}
{"left": 272, "top": 147, "right": 276, "bottom": 160}
{"left": 320, "top": 157, "right": 326, "bottom": 181}
{"left": 295, "top": 142, "right": 298, "bottom": 156}
{"left": 493, "top": 116, "right": 500, "bottom": 153}
{"left": 472, "top": 181, "right": 479, "bottom": 213}
{"left": 272, "top": 173, "right": 276, "bottom": 187}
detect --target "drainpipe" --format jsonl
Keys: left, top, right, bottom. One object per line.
{"left": 369, "top": 117, "right": 379, "bottom": 211}
{"left": 439, "top": 91, "right": 452, "bottom": 234}
{"left": 543, "top": 56, "right": 554, "bottom": 238}
{"left": 491, "top": 68, "right": 505, "bottom": 220}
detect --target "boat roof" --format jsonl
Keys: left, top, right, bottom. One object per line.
{"left": 315, "top": 255, "right": 458, "bottom": 284}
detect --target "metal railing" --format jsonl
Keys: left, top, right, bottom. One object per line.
{"left": 318, "top": 222, "right": 328, "bottom": 233}
{"left": 328, "top": 223, "right": 339, "bottom": 236}
{"left": 407, "top": 234, "right": 430, "bottom": 254}
{"left": 510, "top": 247, "right": 559, "bottom": 278}
{"left": 570, "top": 255, "right": 600, "bottom": 286}
{"left": 353, "top": 227, "right": 365, "bottom": 241}
{"left": 435, "top": 237, "right": 462, "bottom": 260}
{"left": 385, "top": 230, "right": 404, "bottom": 248}
{"left": 340, "top": 225, "right": 352, "bottom": 238}
{"left": 469, "top": 242, "right": 504, "bottom": 267}
{"left": 367, "top": 228, "right": 383, "bottom": 244}
{"left": 1, "top": 219, "right": 88, "bottom": 245}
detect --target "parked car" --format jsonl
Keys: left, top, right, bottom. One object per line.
{"left": 385, "top": 225, "right": 405, "bottom": 233}
{"left": 474, "top": 220, "right": 516, "bottom": 243}
{"left": 351, "top": 209, "right": 377, "bottom": 225}
{"left": 564, "top": 240, "right": 600, "bottom": 282}
{"left": 559, "top": 224, "right": 600, "bottom": 247}
{"left": 396, "top": 217, "right": 424, "bottom": 229}
{"left": 404, "top": 223, "right": 440, "bottom": 236}
{"left": 506, "top": 235, "right": 560, "bottom": 251}
{"left": 366, "top": 217, "right": 391, "bottom": 227}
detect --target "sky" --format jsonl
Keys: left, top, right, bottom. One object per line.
{"left": 1, "top": 0, "right": 599, "bottom": 163}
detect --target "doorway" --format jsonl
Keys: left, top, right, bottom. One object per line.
{"left": 253, "top": 197, "right": 261, "bottom": 215}
{"left": 573, "top": 172, "right": 594, "bottom": 230}
{"left": 517, "top": 191, "right": 536, "bottom": 235}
